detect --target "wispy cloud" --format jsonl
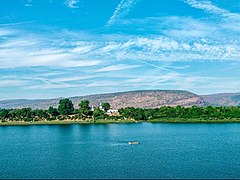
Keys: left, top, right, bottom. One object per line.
{"left": 1, "top": 13, "right": 240, "bottom": 97}
{"left": 184, "top": 0, "right": 240, "bottom": 20}
{"left": 183, "top": 0, "right": 240, "bottom": 34}
{"left": 2, "top": 23, "right": 239, "bottom": 71}
{"left": 51, "top": 75, "right": 95, "bottom": 83}
{"left": 65, "top": 0, "right": 79, "bottom": 9}
{"left": 96, "top": 64, "right": 141, "bottom": 72}
{"left": 0, "top": 29, "right": 16, "bottom": 36}
{"left": 97, "top": 36, "right": 240, "bottom": 62}
{"left": 0, "top": 80, "right": 28, "bottom": 88}
{"left": 107, "top": 0, "right": 137, "bottom": 26}
{"left": 0, "top": 30, "right": 102, "bottom": 68}
{"left": 1, "top": 0, "right": 240, "bottom": 100}
{"left": 0, "top": 21, "right": 35, "bottom": 27}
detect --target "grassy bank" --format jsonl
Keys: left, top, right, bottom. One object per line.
{"left": 1, "top": 118, "right": 240, "bottom": 126}
{"left": 0, "top": 120, "right": 92, "bottom": 126}
{"left": 0, "top": 119, "right": 136, "bottom": 126}
{"left": 94, "top": 119, "right": 136, "bottom": 124}
{"left": 148, "top": 118, "right": 240, "bottom": 123}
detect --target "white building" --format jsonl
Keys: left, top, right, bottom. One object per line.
{"left": 90, "top": 105, "right": 95, "bottom": 111}
{"left": 106, "top": 109, "right": 119, "bottom": 116}
{"left": 99, "top": 103, "right": 104, "bottom": 111}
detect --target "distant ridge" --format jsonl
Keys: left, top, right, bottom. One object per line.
{"left": 0, "top": 90, "right": 207, "bottom": 109}
{"left": 202, "top": 92, "right": 240, "bottom": 106}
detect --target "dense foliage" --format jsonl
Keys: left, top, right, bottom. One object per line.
{"left": 101, "top": 102, "right": 111, "bottom": 112}
{"left": 58, "top": 98, "right": 74, "bottom": 115}
{"left": 0, "top": 98, "right": 240, "bottom": 123}
{"left": 78, "top": 100, "right": 91, "bottom": 117}
{"left": 48, "top": 106, "right": 60, "bottom": 117}
{"left": 0, "top": 99, "right": 112, "bottom": 122}
{"left": 119, "top": 105, "right": 240, "bottom": 120}
{"left": 0, "top": 108, "right": 50, "bottom": 122}
{"left": 93, "top": 108, "right": 106, "bottom": 120}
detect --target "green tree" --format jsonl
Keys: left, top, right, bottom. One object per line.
{"left": 8, "top": 109, "right": 17, "bottom": 120}
{"left": 0, "top": 109, "right": 9, "bottom": 120}
{"left": 119, "top": 107, "right": 147, "bottom": 120}
{"left": 58, "top": 98, "right": 74, "bottom": 115}
{"left": 20, "top": 108, "right": 33, "bottom": 118}
{"left": 48, "top": 106, "right": 60, "bottom": 116}
{"left": 78, "top": 100, "right": 91, "bottom": 116}
{"left": 101, "top": 102, "right": 111, "bottom": 112}
{"left": 33, "top": 109, "right": 49, "bottom": 119}
{"left": 93, "top": 108, "right": 105, "bottom": 119}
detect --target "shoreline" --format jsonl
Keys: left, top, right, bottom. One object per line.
{"left": 1, "top": 118, "right": 240, "bottom": 126}
{"left": 0, "top": 119, "right": 137, "bottom": 126}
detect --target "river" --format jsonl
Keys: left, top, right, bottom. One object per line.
{"left": 1, "top": 123, "right": 240, "bottom": 179}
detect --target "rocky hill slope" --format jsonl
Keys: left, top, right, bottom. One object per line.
{"left": 202, "top": 92, "right": 240, "bottom": 106}
{"left": 0, "top": 90, "right": 206, "bottom": 109}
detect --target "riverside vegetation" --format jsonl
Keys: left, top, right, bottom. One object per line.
{"left": 0, "top": 98, "right": 240, "bottom": 125}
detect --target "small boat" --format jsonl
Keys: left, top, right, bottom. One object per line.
{"left": 128, "top": 141, "right": 140, "bottom": 145}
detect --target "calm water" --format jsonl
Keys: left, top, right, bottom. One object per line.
{"left": 1, "top": 123, "right": 240, "bottom": 179}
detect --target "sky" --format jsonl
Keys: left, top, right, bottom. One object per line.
{"left": 0, "top": 0, "right": 240, "bottom": 100}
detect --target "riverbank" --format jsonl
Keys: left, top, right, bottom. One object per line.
{"left": 0, "top": 119, "right": 137, "bottom": 126}
{"left": 1, "top": 118, "right": 240, "bottom": 126}
{"left": 148, "top": 118, "right": 240, "bottom": 123}
{"left": 0, "top": 120, "right": 90, "bottom": 126}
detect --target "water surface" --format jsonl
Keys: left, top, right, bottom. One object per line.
{"left": 1, "top": 123, "right": 240, "bottom": 179}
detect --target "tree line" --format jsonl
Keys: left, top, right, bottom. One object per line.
{"left": 0, "top": 99, "right": 111, "bottom": 122}
{"left": 0, "top": 98, "right": 240, "bottom": 122}
{"left": 119, "top": 105, "right": 240, "bottom": 121}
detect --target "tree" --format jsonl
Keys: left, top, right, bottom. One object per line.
{"left": 119, "top": 107, "right": 147, "bottom": 120}
{"left": 101, "top": 102, "right": 111, "bottom": 112}
{"left": 33, "top": 109, "right": 49, "bottom": 119}
{"left": 78, "top": 100, "right": 90, "bottom": 116}
{"left": 48, "top": 106, "right": 60, "bottom": 116}
{"left": 58, "top": 98, "right": 74, "bottom": 115}
{"left": 0, "top": 109, "right": 9, "bottom": 119}
{"left": 8, "top": 109, "right": 17, "bottom": 120}
{"left": 93, "top": 108, "right": 105, "bottom": 119}
{"left": 79, "top": 100, "right": 90, "bottom": 109}
{"left": 20, "top": 108, "right": 33, "bottom": 118}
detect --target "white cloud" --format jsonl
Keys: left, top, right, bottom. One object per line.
{"left": 51, "top": 76, "right": 95, "bottom": 83}
{"left": 1, "top": 1, "right": 240, "bottom": 98}
{"left": 125, "top": 72, "right": 180, "bottom": 84}
{"left": 71, "top": 45, "right": 95, "bottom": 54}
{"left": 0, "top": 80, "right": 28, "bottom": 88}
{"left": 27, "top": 83, "right": 78, "bottom": 90}
{"left": 0, "top": 21, "right": 35, "bottom": 27}
{"left": 96, "top": 36, "right": 240, "bottom": 62}
{"left": 0, "top": 32, "right": 102, "bottom": 68}
{"left": 0, "top": 45, "right": 101, "bottom": 68}
{"left": 65, "top": 0, "right": 79, "bottom": 9}
{"left": 0, "top": 29, "right": 16, "bottom": 36}
{"left": 2, "top": 25, "right": 239, "bottom": 70}
{"left": 96, "top": 64, "right": 140, "bottom": 72}
{"left": 184, "top": 0, "right": 240, "bottom": 20}
{"left": 0, "top": 21, "right": 240, "bottom": 95}
{"left": 107, "top": 0, "right": 137, "bottom": 26}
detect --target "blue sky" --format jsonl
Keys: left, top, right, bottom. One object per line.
{"left": 0, "top": 0, "right": 240, "bottom": 100}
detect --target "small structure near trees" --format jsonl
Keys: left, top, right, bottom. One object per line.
{"left": 106, "top": 109, "right": 119, "bottom": 116}
{"left": 90, "top": 102, "right": 119, "bottom": 116}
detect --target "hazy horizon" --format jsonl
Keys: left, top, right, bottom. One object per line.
{"left": 1, "top": 0, "right": 240, "bottom": 100}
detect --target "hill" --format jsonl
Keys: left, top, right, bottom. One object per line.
{"left": 202, "top": 93, "right": 240, "bottom": 106}
{"left": 0, "top": 90, "right": 206, "bottom": 109}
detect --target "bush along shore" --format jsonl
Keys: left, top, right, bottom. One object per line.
{"left": 0, "top": 98, "right": 240, "bottom": 125}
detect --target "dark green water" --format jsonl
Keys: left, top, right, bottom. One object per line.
{"left": 1, "top": 123, "right": 240, "bottom": 179}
